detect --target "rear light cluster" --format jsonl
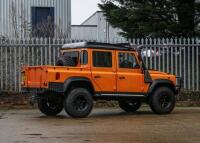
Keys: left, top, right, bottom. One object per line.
{"left": 21, "top": 71, "right": 26, "bottom": 85}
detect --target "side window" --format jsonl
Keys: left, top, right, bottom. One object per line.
{"left": 63, "top": 51, "right": 79, "bottom": 66}
{"left": 80, "top": 50, "right": 88, "bottom": 65}
{"left": 118, "top": 52, "right": 138, "bottom": 69}
{"left": 93, "top": 51, "right": 112, "bottom": 67}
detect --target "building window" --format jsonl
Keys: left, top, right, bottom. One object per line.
{"left": 93, "top": 51, "right": 112, "bottom": 67}
{"left": 31, "top": 7, "right": 54, "bottom": 37}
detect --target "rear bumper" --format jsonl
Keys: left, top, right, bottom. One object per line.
{"left": 21, "top": 87, "right": 48, "bottom": 94}
{"left": 175, "top": 76, "right": 182, "bottom": 94}
{"left": 21, "top": 82, "right": 64, "bottom": 94}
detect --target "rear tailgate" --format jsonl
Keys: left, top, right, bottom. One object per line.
{"left": 22, "top": 66, "right": 48, "bottom": 89}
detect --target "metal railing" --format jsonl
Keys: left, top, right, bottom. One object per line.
{"left": 0, "top": 37, "right": 200, "bottom": 92}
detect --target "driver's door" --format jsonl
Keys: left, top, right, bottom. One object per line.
{"left": 116, "top": 51, "right": 144, "bottom": 93}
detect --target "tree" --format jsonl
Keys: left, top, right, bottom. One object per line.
{"left": 99, "top": 0, "right": 200, "bottom": 38}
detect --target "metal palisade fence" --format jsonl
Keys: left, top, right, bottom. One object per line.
{"left": 0, "top": 37, "right": 200, "bottom": 92}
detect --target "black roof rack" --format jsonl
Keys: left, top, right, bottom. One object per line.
{"left": 62, "top": 42, "right": 135, "bottom": 51}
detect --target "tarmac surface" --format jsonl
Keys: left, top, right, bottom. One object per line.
{"left": 0, "top": 107, "right": 200, "bottom": 143}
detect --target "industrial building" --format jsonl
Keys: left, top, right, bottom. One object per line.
{"left": 0, "top": 0, "right": 71, "bottom": 38}
{"left": 72, "top": 11, "right": 126, "bottom": 42}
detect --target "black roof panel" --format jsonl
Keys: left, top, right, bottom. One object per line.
{"left": 62, "top": 42, "right": 134, "bottom": 50}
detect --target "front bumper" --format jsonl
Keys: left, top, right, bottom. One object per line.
{"left": 175, "top": 76, "right": 182, "bottom": 94}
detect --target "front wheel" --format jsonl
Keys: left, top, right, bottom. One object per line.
{"left": 118, "top": 99, "right": 141, "bottom": 112}
{"left": 37, "top": 95, "right": 63, "bottom": 116}
{"left": 64, "top": 88, "right": 93, "bottom": 118}
{"left": 149, "top": 87, "right": 176, "bottom": 114}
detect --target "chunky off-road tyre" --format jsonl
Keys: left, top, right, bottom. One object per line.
{"left": 56, "top": 56, "right": 76, "bottom": 66}
{"left": 64, "top": 88, "right": 93, "bottom": 118}
{"left": 37, "top": 95, "right": 63, "bottom": 116}
{"left": 149, "top": 87, "right": 176, "bottom": 114}
{"left": 118, "top": 99, "right": 141, "bottom": 112}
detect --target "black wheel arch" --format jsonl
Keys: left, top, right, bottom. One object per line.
{"left": 63, "top": 77, "right": 95, "bottom": 96}
{"left": 148, "top": 79, "right": 176, "bottom": 95}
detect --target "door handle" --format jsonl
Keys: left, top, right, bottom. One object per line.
{"left": 94, "top": 75, "right": 101, "bottom": 79}
{"left": 119, "top": 76, "right": 125, "bottom": 79}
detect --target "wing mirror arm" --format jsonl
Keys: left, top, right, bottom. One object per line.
{"left": 139, "top": 59, "right": 152, "bottom": 83}
{"left": 135, "top": 45, "right": 153, "bottom": 83}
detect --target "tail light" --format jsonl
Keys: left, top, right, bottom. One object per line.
{"left": 21, "top": 71, "right": 26, "bottom": 85}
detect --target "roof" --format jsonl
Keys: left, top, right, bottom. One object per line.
{"left": 71, "top": 25, "right": 97, "bottom": 27}
{"left": 81, "top": 11, "right": 103, "bottom": 25}
{"left": 62, "top": 42, "right": 134, "bottom": 51}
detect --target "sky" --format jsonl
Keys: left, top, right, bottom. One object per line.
{"left": 71, "top": 0, "right": 102, "bottom": 25}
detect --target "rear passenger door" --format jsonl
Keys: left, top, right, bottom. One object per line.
{"left": 91, "top": 50, "right": 117, "bottom": 92}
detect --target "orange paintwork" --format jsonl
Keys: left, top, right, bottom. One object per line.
{"left": 22, "top": 48, "right": 176, "bottom": 93}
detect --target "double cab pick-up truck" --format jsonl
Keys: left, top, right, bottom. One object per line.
{"left": 22, "top": 42, "right": 181, "bottom": 118}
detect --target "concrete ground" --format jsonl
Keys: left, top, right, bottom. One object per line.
{"left": 0, "top": 107, "right": 199, "bottom": 143}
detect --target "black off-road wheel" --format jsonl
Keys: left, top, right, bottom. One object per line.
{"left": 149, "top": 87, "right": 176, "bottom": 114}
{"left": 37, "top": 95, "right": 63, "bottom": 116}
{"left": 56, "top": 56, "right": 76, "bottom": 66}
{"left": 64, "top": 88, "right": 93, "bottom": 118}
{"left": 118, "top": 99, "right": 141, "bottom": 112}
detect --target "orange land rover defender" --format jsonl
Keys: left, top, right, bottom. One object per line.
{"left": 22, "top": 42, "right": 181, "bottom": 118}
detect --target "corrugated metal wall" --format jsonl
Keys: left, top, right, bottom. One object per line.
{"left": 71, "top": 25, "right": 97, "bottom": 40}
{"left": 0, "top": 0, "right": 71, "bottom": 38}
{"left": 97, "top": 12, "right": 125, "bottom": 42}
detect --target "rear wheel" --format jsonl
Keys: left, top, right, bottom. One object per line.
{"left": 118, "top": 99, "right": 141, "bottom": 112}
{"left": 149, "top": 87, "right": 176, "bottom": 114}
{"left": 64, "top": 88, "right": 93, "bottom": 118}
{"left": 37, "top": 95, "right": 63, "bottom": 116}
